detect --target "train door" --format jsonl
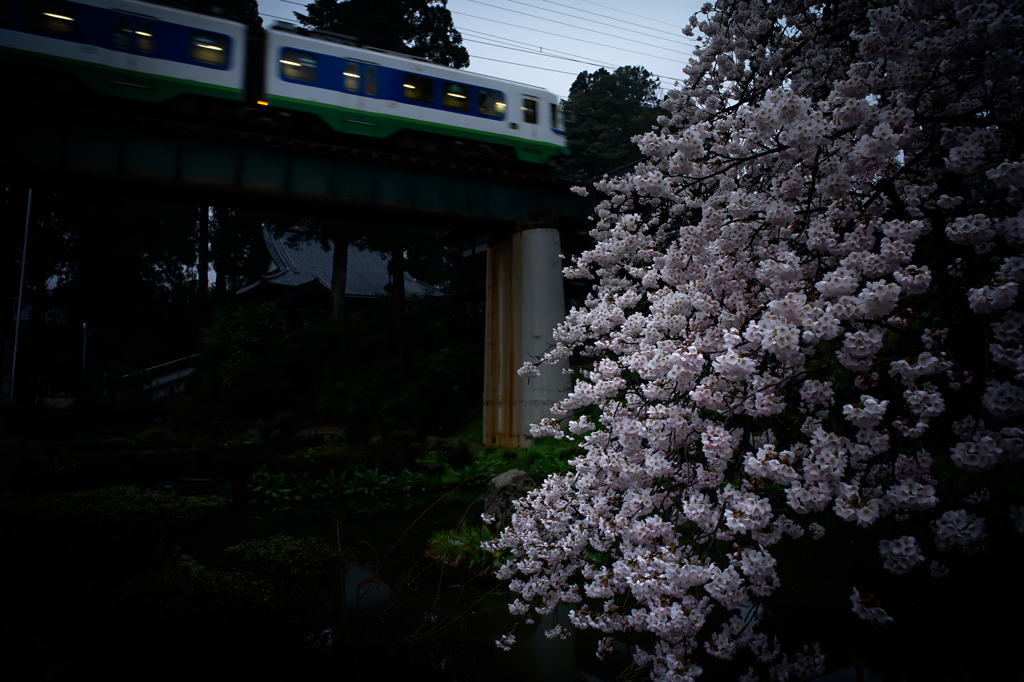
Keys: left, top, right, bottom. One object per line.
{"left": 520, "top": 95, "right": 539, "bottom": 140}
{"left": 342, "top": 59, "right": 363, "bottom": 110}
{"left": 110, "top": 12, "right": 155, "bottom": 75}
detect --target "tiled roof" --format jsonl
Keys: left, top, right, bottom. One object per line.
{"left": 240, "top": 227, "right": 443, "bottom": 299}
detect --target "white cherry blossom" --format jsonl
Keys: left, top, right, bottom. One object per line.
{"left": 490, "top": 1, "right": 1024, "bottom": 679}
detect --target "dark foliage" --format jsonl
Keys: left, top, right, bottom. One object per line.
{"left": 2, "top": 188, "right": 212, "bottom": 405}
{"left": 296, "top": 0, "right": 469, "bottom": 68}
{"left": 562, "top": 66, "right": 662, "bottom": 181}
{"left": 187, "top": 297, "right": 482, "bottom": 435}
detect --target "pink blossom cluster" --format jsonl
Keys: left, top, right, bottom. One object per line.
{"left": 878, "top": 536, "right": 925, "bottom": 574}
{"left": 850, "top": 588, "right": 893, "bottom": 625}
{"left": 491, "top": 1, "right": 1024, "bottom": 679}
{"left": 932, "top": 510, "right": 986, "bottom": 551}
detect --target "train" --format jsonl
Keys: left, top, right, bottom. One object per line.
{"left": 0, "top": 0, "right": 569, "bottom": 165}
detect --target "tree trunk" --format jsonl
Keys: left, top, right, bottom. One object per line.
{"left": 391, "top": 240, "right": 406, "bottom": 383}
{"left": 198, "top": 206, "right": 209, "bottom": 297}
{"left": 214, "top": 208, "right": 227, "bottom": 302}
{"left": 331, "top": 236, "right": 348, "bottom": 318}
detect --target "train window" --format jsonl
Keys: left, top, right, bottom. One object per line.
{"left": 113, "top": 15, "right": 154, "bottom": 54}
{"left": 35, "top": 0, "right": 76, "bottom": 36}
{"left": 522, "top": 98, "right": 537, "bottom": 124}
{"left": 136, "top": 21, "right": 154, "bottom": 54}
{"left": 343, "top": 62, "right": 360, "bottom": 92}
{"left": 365, "top": 66, "right": 378, "bottom": 96}
{"left": 280, "top": 50, "right": 317, "bottom": 82}
{"left": 551, "top": 103, "right": 559, "bottom": 128}
{"left": 442, "top": 83, "right": 469, "bottom": 111}
{"left": 113, "top": 15, "right": 131, "bottom": 50}
{"left": 190, "top": 33, "right": 228, "bottom": 67}
{"left": 403, "top": 74, "right": 433, "bottom": 105}
{"left": 477, "top": 89, "right": 505, "bottom": 118}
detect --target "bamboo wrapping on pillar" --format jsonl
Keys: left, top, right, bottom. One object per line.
{"left": 484, "top": 234, "right": 518, "bottom": 447}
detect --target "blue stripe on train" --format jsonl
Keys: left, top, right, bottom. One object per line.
{"left": 277, "top": 47, "right": 509, "bottom": 122}
{"left": 6, "top": 1, "right": 234, "bottom": 70}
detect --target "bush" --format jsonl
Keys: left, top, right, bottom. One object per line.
{"left": 189, "top": 298, "right": 483, "bottom": 435}
{"left": 427, "top": 523, "right": 505, "bottom": 573}
{"left": 1, "top": 485, "right": 226, "bottom": 538}
{"left": 134, "top": 427, "right": 179, "bottom": 450}
{"left": 221, "top": 534, "right": 344, "bottom": 602}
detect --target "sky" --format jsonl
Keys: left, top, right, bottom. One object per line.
{"left": 256, "top": 0, "right": 707, "bottom": 100}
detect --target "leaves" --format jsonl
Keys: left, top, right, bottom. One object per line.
{"left": 562, "top": 66, "right": 663, "bottom": 181}
{"left": 295, "top": 0, "right": 469, "bottom": 68}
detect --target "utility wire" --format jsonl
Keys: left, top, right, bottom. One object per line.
{"left": 571, "top": 0, "right": 694, "bottom": 29}
{"left": 464, "top": 37, "right": 626, "bottom": 73}
{"left": 452, "top": 9, "right": 690, "bottom": 63}
{"left": 539, "top": 0, "right": 689, "bottom": 40}
{"left": 466, "top": 0, "right": 687, "bottom": 55}
{"left": 505, "top": 0, "right": 696, "bottom": 47}
{"left": 463, "top": 36, "right": 613, "bottom": 67}
{"left": 266, "top": 2, "right": 692, "bottom": 73}
{"left": 454, "top": 22, "right": 684, "bottom": 81}
{"left": 278, "top": 0, "right": 692, "bottom": 39}
{"left": 461, "top": 27, "right": 623, "bottom": 65}
{"left": 261, "top": 5, "right": 687, "bottom": 85}
{"left": 462, "top": 31, "right": 681, "bottom": 83}
{"left": 465, "top": 55, "right": 583, "bottom": 76}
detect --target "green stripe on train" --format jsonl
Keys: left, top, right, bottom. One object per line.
{"left": 1, "top": 46, "right": 243, "bottom": 103}
{"left": 266, "top": 93, "right": 568, "bottom": 164}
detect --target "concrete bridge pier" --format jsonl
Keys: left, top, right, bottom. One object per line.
{"left": 483, "top": 222, "right": 570, "bottom": 448}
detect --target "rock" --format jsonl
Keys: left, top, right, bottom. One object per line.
{"left": 415, "top": 460, "right": 444, "bottom": 474}
{"left": 300, "top": 425, "right": 345, "bottom": 440}
{"left": 344, "top": 565, "right": 390, "bottom": 612}
{"left": 483, "top": 469, "right": 536, "bottom": 533}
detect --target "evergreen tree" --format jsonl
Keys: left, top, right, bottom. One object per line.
{"left": 295, "top": 0, "right": 468, "bottom": 68}
{"left": 211, "top": 206, "right": 265, "bottom": 303}
{"left": 562, "top": 66, "right": 661, "bottom": 181}
{"left": 201, "top": 1, "right": 264, "bottom": 29}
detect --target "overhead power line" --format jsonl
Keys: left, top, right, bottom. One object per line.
{"left": 265, "top": 1, "right": 694, "bottom": 73}
{"left": 461, "top": 30, "right": 681, "bottom": 83}
{"left": 466, "top": 55, "right": 583, "bottom": 76}
{"left": 505, "top": 0, "right": 696, "bottom": 46}
{"left": 571, "top": 0, "right": 693, "bottom": 29}
{"left": 466, "top": 0, "right": 689, "bottom": 55}
{"left": 463, "top": 35, "right": 615, "bottom": 68}
{"left": 540, "top": 0, "right": 688, "bottom": 39}
{"left": 461, "top": 27, "right": 623, "bottom": 65}
{"left": 260, "top": 4, "right": 687, "bottom": 87}
{"left": 452, "top": 9, "right": 690, "bottom": 63}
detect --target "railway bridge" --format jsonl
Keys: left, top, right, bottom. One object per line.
{"left": 0, "top": 99, "right": 594, "bottom": 447}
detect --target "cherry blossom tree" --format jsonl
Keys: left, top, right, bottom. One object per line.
{"left": 487, "top": 0, "right": 1024, "bottom": 679}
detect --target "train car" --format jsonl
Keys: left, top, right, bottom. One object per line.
{"left": 263, "top": 23, "right": 568, "bottom": 165}
{"left": 0, "top": 2, "right": 568, "bottom": 166}
{"left": 0, "top": 0, "right": 247, "bottom": 104}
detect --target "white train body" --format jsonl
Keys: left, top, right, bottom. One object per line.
{"left": 1, "top": 3, "right": 568, "bottom": 164}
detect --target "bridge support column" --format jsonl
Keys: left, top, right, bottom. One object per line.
{"left": 484, "top": 225, "right": 570, "bottom": 448}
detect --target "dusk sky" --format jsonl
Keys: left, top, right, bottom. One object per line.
{"left": 256, "top": 0, "right": 706, "bottom": 99}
